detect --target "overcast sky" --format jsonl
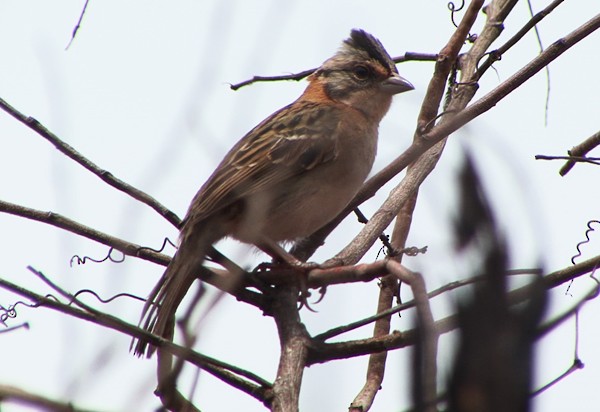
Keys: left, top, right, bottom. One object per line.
{"left": 1, "top": 1, "right": 599, "bottom": 411}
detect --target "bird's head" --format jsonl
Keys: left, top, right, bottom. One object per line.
{"left": 308, "top": 29, "right": 414, "bottom": 122}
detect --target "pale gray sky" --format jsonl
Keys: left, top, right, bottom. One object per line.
{"left": 1, "top": 1, "right": 599, "bottom": 411}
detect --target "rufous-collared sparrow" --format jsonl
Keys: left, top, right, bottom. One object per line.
{"left": 134, "top": 29, "right": 413, "bottom": 356}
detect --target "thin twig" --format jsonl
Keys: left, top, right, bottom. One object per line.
{"left": 314, "top": 268, "right": 542, "bottom": 341}
{"left": 269, "top": 284, "right": 310, "bottom": 412}
{"left": 292, "top": 6, "right": 600, "bottom": 264}
{"left": 349, "top": 3, "right": 484, "bottom": 410}
{"left": 477, "top": 0, "right": 564, "bottom": 77}
{"left": 0, "top": 199, "right": 170, "bottom": 266}
{"left": 0, "top": 385, "right": 96, "bottom": 412}
{"left": 0, "top": 96, "right": 181, "bottom": 228}
{"left": 0, "top": 275, "right": 273, "bottom": 401}
{"left": 0, "top": 199, "right": 263, "bottom": 308}
{"left": 229, "top": 53, "right": 438, "bottom": 90}
{"left": 308, "top": 254, "right": 600, "bottom": 365}
{"left": 559, "top": 130, "right": 600, "bottom": 175}
{"left": 531, "top": 359, "right": 585, "bottom": 397}
{"left": 65, "top": 0, "right": 91, "bottom": 50}
{"left": 535, "top": 154, "right": 600, "bottom": 167}
{"left": 387, "top": 261, "right": 438, "bottom": 411}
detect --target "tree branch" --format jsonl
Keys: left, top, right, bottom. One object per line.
{"left": 270, "top": 284, "right": 310, "bottom": 412}
{"left": 0, "top": 96, "right": 181, "bottom": 228}
{"left": 0, "top": 275, "right": 272, "bottom": 403}
{"left": 0, "top": 199, "right": 263, "bottom": 308}
{"left": 559, "top": 129, "right": 600, "bottom": 175}
{"left": 302, "top": 10, "right": 600, "bottom": 267}
{"left": 0, "top": 199, "right": 170, "bottom": 266}
{"left": 349, "top": 5, "right": 485, "bottom": 409}
{"left": 0, "top": 384, "right": 95, "bottom": 412}
{"left": 308, "top": 254, "right": 600, "bottom": 365}
{"left": 229, "top": 53, "right": 438, "bottom": 90}
{"left": 292, "top": 11, "right": 600, "bottom": 264}
{"left": 477, "top": 0, "right": 564, "bottom": 77}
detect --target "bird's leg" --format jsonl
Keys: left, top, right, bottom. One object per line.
{"left": 258, "top": 239, "right": 319, "bottom": 269}
{"left": 256, "top": 238, "right": 319, "bottom": 310}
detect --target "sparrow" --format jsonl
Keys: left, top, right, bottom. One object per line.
{"left": 134, "top": 29, "right": 414, "bottom": 356}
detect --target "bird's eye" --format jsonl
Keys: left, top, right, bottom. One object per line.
{"left": 352, "top": 65, "right": 371, "bottom": 81}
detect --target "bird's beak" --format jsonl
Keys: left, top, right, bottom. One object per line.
{"left": 381, "top": 74, "right": 414, "bottom": 94}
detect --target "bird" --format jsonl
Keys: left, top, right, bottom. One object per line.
{"left": 133, "top": 29, "right": 414, "bottom": 357}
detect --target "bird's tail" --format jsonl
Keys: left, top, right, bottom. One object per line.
{"left": 132, "top": 223, "right": 218, "bottom": 357}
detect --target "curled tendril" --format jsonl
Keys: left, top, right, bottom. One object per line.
{"left": 138, "top": 237, "right": 177, "bottom": 254}
{"left": 70, "top": 247, "right": 125, "bottom": 266}
{"left": 0, "top": 289, "right": 147, "bottom": 328}
{"left": 0, "top": 299, "right": 45, "bottom": 326}
{"left": 69, "top": 289, "right": 146, "bottom": 305}
{"left": 571, "top": 220, "right": 600, "bottom": 265}
{"left": 447, "top": 0, "right": 466, "bottom": 28}
{"left": 70, "top": 237, "right": 178, "bottom": 267}
{"left": 447, "top": 0, "right": 477, "bottom": 44}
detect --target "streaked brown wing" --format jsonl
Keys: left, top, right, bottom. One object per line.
{"left": 184, "top": 101, "right": 341, "bottom": 223}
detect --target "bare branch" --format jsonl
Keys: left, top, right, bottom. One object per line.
{"left": 0, "top": 199, "right": 171, "bottom": 266}
{"left": 0, "top": 200, "right": 263, "bottom": 307}
{"left": 328, "top": 11, "right": 600, "bottom": 265}
{"left": 0, "top": 275, "right": 272, "bottom": 403}
{"left": 559, "top": 129, "right": 600, "bottom": 175}
{"left": 308, "top": 254, "right": 600, "bottom": 365}
{"left": 229, "top": 53, "right": 438, "bottom": 91}
{"left": 424, "top": 13, "right": 600, "bottom": 145}
{"left": 477, "top": 0, "right": 565, "bottom": 77}
{"left": 65, "top": 0, "right": 91, "bottom": 50}
{"left": 0, "top": 384, "right": 96, "bottom": 412}
{"left": 0, "top": 96, "right": 181, "bottom": 228}
{"left": 270, "top": 285, "right": 310, "bottom": 412}
{"left": 314, "top": 268, "right": 541, "bottom": 341}
{"left": 350, "top": 7, "right": 486, "bottom": 408}
{"left": 387, "top": 261, "right": 438, "bottom": 412}
{"left": 536, "top": 154, "right": 600, "bottom": 167}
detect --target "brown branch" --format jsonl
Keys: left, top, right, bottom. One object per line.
{"left": 270, "top": 285, "right": 310, "bottom": 412}
{"left": 314, "top": 268, "right": 541, "bottom": 341}
{"left": 0, "top": 199, "right": 171, "bottom": 266}
{"left": 0, "top": 275, "right": 272, "bottom": 403}
{"left": 477, "top": 0, "right": 565, "bottom": 77}
{"left": 543, "top": 253, "right": 600, "bottom": 288}
{"left": 296, "top": 0, "right": 568, "bottom": 263}
{"left": 535, "top": 154, "right": 600, "bottom": 166}
{"left": 305, "top": 259, "right": 388, "bottom": 287}
{"left": 0, "top": 384, "right": 95, "bottom": 412}
{"left": 350, "top": 5, "right": 484, "bottom": 409}
{"left": 348, "top": 269, "right": 399, "bottom": 412}
{"left": 387, "top": 261, "right": 438, "bottom": 412}
{"left": 0, "top": 96, "right": 181, "bottom": 228}
{"left": 559, "top": 129, "right": 600, "bottom": 175}
{"left": 421, "top": 13, "right": 600, "bottom": 145}
{"left": 229, "top": 52, "right": 438, "bottom": 91}
{"left": 0, "top": 199, "right": 263, "bottom": 307}
{"left": 309, "top": 315, "right": 458, "bottom": 366}
{"left": 350, "top": 196, "right": 419, "bottom": 412}
{"left": 65, "top": 0, "right": 91, "bottom": 50}
{"left": 308, "top": 254, "right": 600, "bottom": 365}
